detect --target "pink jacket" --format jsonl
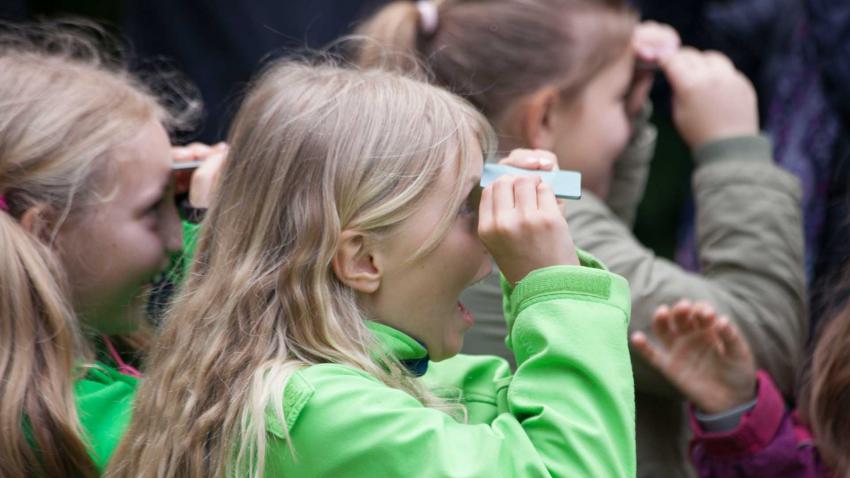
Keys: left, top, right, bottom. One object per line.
{"left": 690, "top": 371, "right": 832, "bottom": 478}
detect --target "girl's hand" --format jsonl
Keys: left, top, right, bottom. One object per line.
{"left": 497, "top": 149, "right": 568, "bottom": 213}
{"left": 172, "top": 142, "right": 228, "bottom": 208}
{"left": 498, "top": 148, "right": 558, "bottom": 172}
{"left": 631, "top": 300, "right": 758, "bottom": 414}
{"left": 628, "top": 21, "right": 680, "bottom": 117}
{"left": 478, "top": 171, "right": 579, "bottom": 284}
{"left": 660, "top": 47, "right": 758, "bottom": 150}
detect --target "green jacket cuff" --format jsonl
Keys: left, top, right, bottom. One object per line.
{"left": 500, "top": 251, "right": 630, "bottom": 335}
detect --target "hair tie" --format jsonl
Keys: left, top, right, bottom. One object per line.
{"left": 0, "top": 195, "right": 8, "bottom": 213}
{"left": 416, "top": 1, "right": 439, "bottom": 36}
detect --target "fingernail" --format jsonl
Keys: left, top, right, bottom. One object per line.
{"left": 540, "top": 158, "right": 553, "bottom": 167}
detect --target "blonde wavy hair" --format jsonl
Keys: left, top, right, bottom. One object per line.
{"left": 108, "top": 60, "right": 495, "bottom": 477}
{"left": 0, "top": 23, "right": 183, "bottom": 477}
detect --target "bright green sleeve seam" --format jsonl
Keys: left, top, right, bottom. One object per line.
{"left": 513, "top": 292, "right": 630, "bottom": 324}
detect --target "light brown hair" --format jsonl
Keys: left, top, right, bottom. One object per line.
{"left": 356, "top": 0, "right": 637, "bottom": 126}
{"left": 108, "top": 60, "right": 494, "bottom": 478}
{"left": 0, "top": 24, "right": 178, "bottom": 476}
{"left": 799, "top": 300, "right": 850, "bottom": 475}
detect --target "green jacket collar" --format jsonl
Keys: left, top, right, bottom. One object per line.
{"left": 365, "top": 321, "right": 430, "bottom": 376}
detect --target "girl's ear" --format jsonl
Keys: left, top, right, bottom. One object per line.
{"left": 332, "top": 230, "right": 382, "bottom": 294}
{"left": 520, "top": 86, "right": 560, "bottom": 151}
{"left": 20, "top": 205, "right": 55, "bottom": 243}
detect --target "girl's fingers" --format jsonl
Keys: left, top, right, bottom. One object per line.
{"left": 534, "top": 150, "right": 557, "bottom": 171}
{"left": 627, "top": 71, "right": 654, "bottom": 117}
{"left": 660, "top": 47, "right": 702, "bottom": 90}
{"left": 670, "top": 299, "right": 693, "bottom": 326}
{"left": 692, "top": 305, "right": 717, "bottom": 330}
{"left": 652, "top": 305, "right": 676, "bottom": 348}
{"left": 690, "top": 301, "right": 715, "bottom": 324}
{"left": 672, "top": 304, "right": 694, "bottom": 334}
{"left": 172, "top": 146, "right": 194, "bottom": 161}
{"left": 499, "top": 149, "right": 558, "bottom": 171}
{"left": 477, "top": 184, "right": 494, "bottom": 233}
{"left": 514, "top": 175, "right": 540, "bottom": 216}
{"left": 491, "top": 175, "right": 516, "bottom": 213}
{"left": 631, "top": 331, "right": 668, "bottom": 371}
{"left": 537, "top": 181, "right": 561, "bottom": 216}
{"left": 715, "top": 316, "right": 749, "bottom": 358}
{"left": 702, "top": 50, "right": 735, "bottom": 72}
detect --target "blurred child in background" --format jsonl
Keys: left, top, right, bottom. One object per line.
{"left": 355, "top": 2, "right": 807, "bottom": 475}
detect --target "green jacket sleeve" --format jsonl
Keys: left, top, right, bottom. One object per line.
{"left": 266, "top": 262, "right": 635, "bottom": 477}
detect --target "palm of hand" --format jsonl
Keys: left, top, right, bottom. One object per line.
{"left": 632, "top": 301, "right": 758, "bottom": 414}
{"left": 655, "top": 326, "right": 756, "bottom": 414}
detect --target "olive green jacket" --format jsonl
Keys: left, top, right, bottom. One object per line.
{"left": 462, "top": 119, "right": 807, "bottom": 477}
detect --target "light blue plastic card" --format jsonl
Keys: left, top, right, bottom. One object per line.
{"left": 480, "top": 164, "right": 582, "bottom": 199}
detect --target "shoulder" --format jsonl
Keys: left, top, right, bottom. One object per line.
{"left": 270, "top": 363, "right": 424, "bottom": 439}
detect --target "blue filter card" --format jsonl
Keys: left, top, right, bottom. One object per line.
{"left": 480, "top": 164, "right": 582, "bottom": 200}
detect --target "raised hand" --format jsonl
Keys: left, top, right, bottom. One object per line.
{"left": 631, "top": 300, "right": 758, "bottom": 414}
{"left": 628, "top": 21, "right": 680, "bottom": 117}
{"left": 497, "top": 148, "right": 559, "bottom": 172}
{"left": 477, "top": 170, "right": 579, "bottom": 284}
{"left": 172, "top": 142, "right": 228, "bottom": 208}
{"left": 660, "top": 47, "right": 759, "bottom": 150}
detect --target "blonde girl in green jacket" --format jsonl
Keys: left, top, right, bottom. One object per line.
{"left": 0, "top": 25, "right": 219, "bottom": 476}
{"left": 109, "top": 60, "right": 635, "bottom": 478}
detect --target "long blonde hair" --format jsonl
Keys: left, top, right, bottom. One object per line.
{"left": 356, "top": 0, "right": 637, "bottom": 125}
{"left": 0, "top": 24, "right": 177, "bottom": 477}
{"left": 108, "top": 60, "right": 494, "bottom": 478}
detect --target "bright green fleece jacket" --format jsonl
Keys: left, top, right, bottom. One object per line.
{"left": 74, "top": 362, "right": 138, "bottom": 472}
{"left": 264, "top": 252, "right": 636, "bottom": 477}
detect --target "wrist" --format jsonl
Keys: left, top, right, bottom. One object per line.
{"left": 697, "top": 379, "right": 758, "bottom": 414}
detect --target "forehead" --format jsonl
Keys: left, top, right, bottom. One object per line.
{"left": 108, "top": 120, "right": 172, "bottom": 200}
{"left": 437, "top": 139, "right": 484, "bottom": 189}
{"left": 599, "top": 48, "right": 635, "bottom": 87}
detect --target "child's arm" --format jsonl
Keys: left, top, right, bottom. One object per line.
{"left": 605, "top": 21, "right": 679, "bottom": 227}
{"left": 632, "top": 302, "right": 825, "bottom": 477}
{"left": 566, "top": 49, "right": 806, "bottom": 399}
{"left": 269, "top": 260, "right": 635, "bottom": 477}
{"left": 267, "top": 176, "right": 636, "bottom": 477}
{"left": 605, "top": 102, "right": 656, "bottom": 227}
